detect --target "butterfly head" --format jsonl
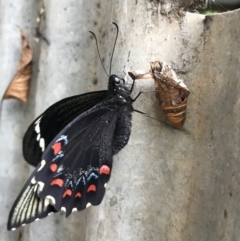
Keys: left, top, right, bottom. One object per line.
{"left": 108, "top": 75, "right": 132, "bottom": 104}
{"left": 108, "top": 75, "right": 128, "bottom": 92}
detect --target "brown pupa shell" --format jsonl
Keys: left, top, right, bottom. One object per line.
{"left": 150, "top": 61, "right": 190, "bottom": 129}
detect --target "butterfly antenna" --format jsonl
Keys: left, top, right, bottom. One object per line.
{"left": 109, "top": 22, "right": 119, "bottom": 75}
{"left": 89, "top": 31, "right": 109, "bottom": 77}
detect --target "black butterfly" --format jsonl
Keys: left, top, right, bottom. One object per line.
{"left": 7, "top": 23, "right": 139, "bottom": 230}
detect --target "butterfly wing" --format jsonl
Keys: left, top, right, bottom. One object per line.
{"left": 23, "top": 91, "right": 108, "bottom": 167}
{"left": 7, "top": 174, "right": 57, "bottom": 230}
{"left": 8, "top": 97, "right": 120, "bottom": 230}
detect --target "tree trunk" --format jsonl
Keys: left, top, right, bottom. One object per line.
{"left": 1, "top": 1, "right": 240, "bottom": 241}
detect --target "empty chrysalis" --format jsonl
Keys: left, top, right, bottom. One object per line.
{"left": 150, "top": 61, "right": 190, "bottom": 130}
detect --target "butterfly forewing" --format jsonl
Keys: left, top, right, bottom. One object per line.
{"left": 23, "top": 91, "right": 108, "bottom": 167}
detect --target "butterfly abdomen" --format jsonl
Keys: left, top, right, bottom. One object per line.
{"left": 112, "top": 112, "right": 132, "bottom": 154}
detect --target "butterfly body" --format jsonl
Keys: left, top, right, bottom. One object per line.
{"left": 8, "top": 74, "right": 134, "bottom": 230}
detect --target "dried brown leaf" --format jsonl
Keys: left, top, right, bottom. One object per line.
{"left": 3, "top": 28, "right": 33, "bottom": 103}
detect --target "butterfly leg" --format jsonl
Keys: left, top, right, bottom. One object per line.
{"left": 132, "top": 91, "right": 142, "bottom": 102}
{"left": 127, "top": 72, "right": 136, "bottom": 94}
{"left": 132, "top": 90, "right": 159, "bottom": 102}
{"left": 133, "top": 108, "right": 174, "bottom": 128}
{"left": 128, "top": 71, "right": 152, "bottom": 94}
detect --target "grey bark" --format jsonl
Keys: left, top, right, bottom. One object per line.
{"left": 1, "top": 0, "right": 240, "bottom": 241}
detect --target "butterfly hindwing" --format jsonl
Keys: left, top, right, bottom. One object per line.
{"left": 23, "top": 91, "right": 108, "bottom": 167}
{"left": 36, "top": 100, "right": 118, "bottom": 214}
{"left": 7, "top": 169, "right": 57, "bottom": 230}
{"left": 8, "top": 97, "right": 126, "bottom": 230}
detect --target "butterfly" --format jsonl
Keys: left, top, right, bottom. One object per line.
{"left": 7, "top": 23, "right": 138, "bottom": 230}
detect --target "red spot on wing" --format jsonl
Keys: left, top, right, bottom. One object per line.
{"left": 52, "top": 142, "right": 62, "bottom": 155}
{"left": 75, "top": 192, "right": 81, "bottom": 198}
{"left": 99, "top": 165, "right": 111, "bottom": 175}
{"left": 87, "top": 184, "right": 96, "bottom": 193}
{"left": 50, "top": 178, "right": 64, "bottom": 187}
{"left": 63, "top": 189, "right": 72, "bottom": 198}
{"left": 50, "top": 164, "right": 58, "bottom": 172}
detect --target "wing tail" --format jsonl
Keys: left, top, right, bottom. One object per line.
{"left": 7, "top": 183, "right": 56, "bottom": 230}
